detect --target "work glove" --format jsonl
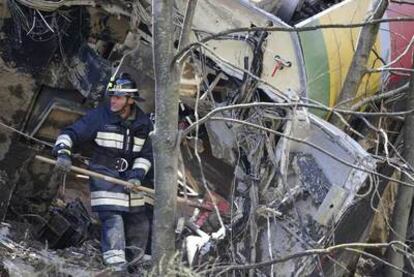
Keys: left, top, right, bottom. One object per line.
{"left": 125, "top": 179, "right": 141, "bottom": 193}
{"left": 53, "top": 138, "right": 72, "bottom": 173}
{"left": 55, "top": 154, "right": 72, "bottom": 173}
{"left": 128, "top": 179, "right": 141, "bottom": 186}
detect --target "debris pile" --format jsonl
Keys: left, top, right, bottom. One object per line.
{"left": 0, "top": 221, "right": 105, "bottom": 276}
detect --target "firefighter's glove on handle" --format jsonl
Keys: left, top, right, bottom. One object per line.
{"left": 126, "top": 179, "right": 141, "bottom": 193}
{"left": 55, "top": 154, "right": 72, "bottom": 173}
{"left": 52, "top": 142, "right": 72, "bottom": 173}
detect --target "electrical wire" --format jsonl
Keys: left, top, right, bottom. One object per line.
{"left": 0, "top": 120, "right": 53, "bottom": 148}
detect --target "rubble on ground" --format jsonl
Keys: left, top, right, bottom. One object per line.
{"left": 0, "top": 220, "right": 105, "bottom": 276}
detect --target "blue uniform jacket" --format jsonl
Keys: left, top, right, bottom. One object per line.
{"left": 55, "top": 103, "right": 153, "bottom": 212}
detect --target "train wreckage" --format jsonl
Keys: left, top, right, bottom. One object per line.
{"left": 0, "top": 0, "right": 413, "bottom": 275}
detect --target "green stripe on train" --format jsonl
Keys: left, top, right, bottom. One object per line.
{"left": 299, "top": 24, "right": 330, "bottom": 118}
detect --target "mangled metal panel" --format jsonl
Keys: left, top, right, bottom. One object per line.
{"left": 257, "top": 111, "right": 376, "bottom": 276}
{"left": 175, "top": 0, "right": 307, "bottom": 100}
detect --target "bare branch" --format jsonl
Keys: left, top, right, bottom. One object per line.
{"left": 351, "top": 83, "right": 409, "bottom": 111}
{"left": 181, "top": 101, "right": 414, "bottom": 138}
{"left": 390, "top": 0, "right": 414, "bottom": 5}
{"left": 177, "top": 0, "right": 198, "bottom": 52}
{"left": 385, "top": 53, "right": 414, "bottom": 277}
{"left": 368, "top": 68, "right": 414, "bottom": 73}
{"left": 375, "top": 36, "right": 414, "bottom": 71}
{"left": 205, "top": 241, "right": 408, "bottom": 276}
{"left": 346, "top": 248, "right": 412, "bottom": 276}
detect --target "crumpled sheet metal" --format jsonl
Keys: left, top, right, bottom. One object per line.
{"left": 257, "top": 111, "right": 376, "bottom": 276}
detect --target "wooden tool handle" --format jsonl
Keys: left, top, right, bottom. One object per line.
{"left": 35, "top": 155, "right": 212, "bottom": 211}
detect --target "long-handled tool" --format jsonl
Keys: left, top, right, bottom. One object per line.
{"left": 35, "top": 155, "right": 220, "bottom": 212}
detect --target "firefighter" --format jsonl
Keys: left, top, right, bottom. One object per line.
{"left": 53, "top": 73, "right": 153, "bottom": 272}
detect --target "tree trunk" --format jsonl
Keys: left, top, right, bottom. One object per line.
{"left": 329, "top": 0, "right": 388, "bottom": 128}
{"left": 384, "top": 54, "right": 414, "bottom": 277}
{"left": 151, "top": 0, "right": 180, "bottom": 272}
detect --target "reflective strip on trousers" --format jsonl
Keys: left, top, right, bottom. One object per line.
{"left": 130, "top": 192, "right": 145, "bottom": 207}
{"left": 103, "top": 249, "right": 126, "bottom": 265}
